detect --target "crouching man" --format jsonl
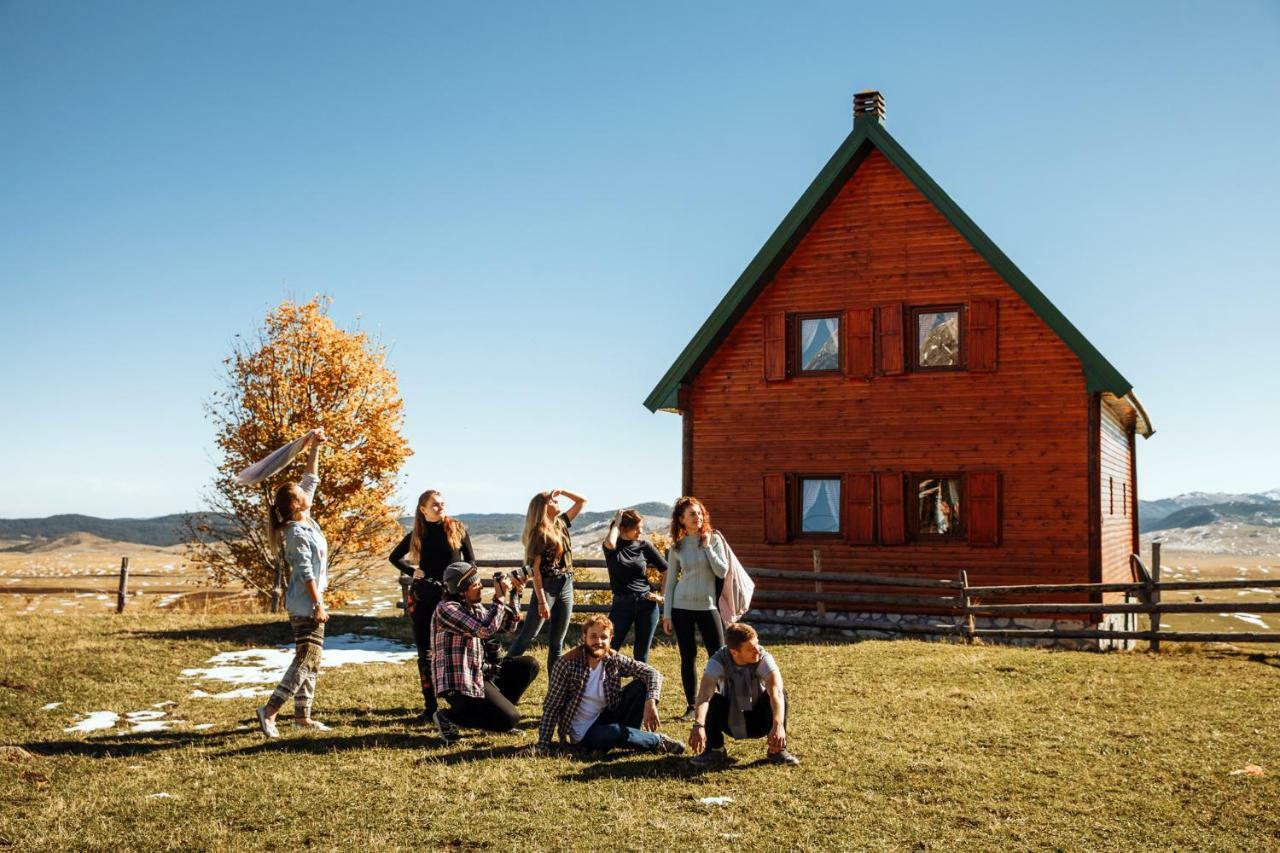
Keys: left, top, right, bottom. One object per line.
{"left": 532, "top": 615, "right": 684, "bottom": 755}
{"left": 430, "top": 562, "right": 539, "bottom": 743}
{"left": 688, "top": 622, "right": 799, "bottom": 767}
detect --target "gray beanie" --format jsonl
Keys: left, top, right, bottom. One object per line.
{"left": 443, "top": 562, "right": 480, "bottom": 595}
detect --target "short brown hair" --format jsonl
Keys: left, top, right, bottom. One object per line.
{"left": 582, "top": 614, "right": 614, "bottom": 637}
{"left": 724, "top": 622, "right": 757, "bottom": 649}
{"left": 618, "top": 509, "right": 643, "bottom": 533}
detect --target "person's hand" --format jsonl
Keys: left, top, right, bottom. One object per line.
{"left": 412, "top": 568, "right": 425, "bottom": 581}
{"left": 688, "top": 725, "right": 706, "bottom": 755}
{"left": 642, "top": 700, "right": 660, "bottom": 732}
{"left": 493, "top": 575, "right": 512, "bottom": 600}
{"left": 644, "top": 591, "right": 662, "bottom": 603}
{"left": 313, "top": 604, "right": 329, "bottom": 624}
{"left": 768, "top": 721, "right": 787, "bottom": 753}
{"left": 307, "top": 428, "right": 327, "bottom": 446}
{"left": 548, "top": 489, "right": 562, "bottom": 501}
{"left": 538, "top": 598, "right": 551, "bottom": 620}
{"left": 511, "top": 574, "right": 527, "bottom": 596}
{"left": 662, "top": 617, "right": 673, "bottom": 635}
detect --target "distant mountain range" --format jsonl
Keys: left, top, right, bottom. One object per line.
{"left": 0, "top": 502, "right": 674, "bottom": 549}
{"left": 1140, "top": 489, "right": 1280, "bottom": 533}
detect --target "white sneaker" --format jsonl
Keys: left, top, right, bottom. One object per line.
{"left": 255, "top": 706, "right": 279, "bottom": 739}
{"left": 293, "top": 718, "right": 331, "bottom": 731}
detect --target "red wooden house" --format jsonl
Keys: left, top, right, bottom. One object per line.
{"left": 644, "top": 92, "right": 1154, "bottom": 632}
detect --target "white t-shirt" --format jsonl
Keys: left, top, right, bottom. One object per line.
{"left": 568, "top": 663, "right": 608, "bottom": 743}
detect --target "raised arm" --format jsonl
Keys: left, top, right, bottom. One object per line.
{"left": 555, "top": 488, "right": 587, "bottom": 523}
{"left": 303, "top": 428, "right": 325, "bottom": 477}
{"left": 602, "top": 510, "right": 622, "bottom": 551}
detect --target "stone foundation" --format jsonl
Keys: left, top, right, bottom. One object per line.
{"left": 747, "top": 609, "right": 1138, "bottom": 651}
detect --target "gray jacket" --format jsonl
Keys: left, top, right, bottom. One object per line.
{"left": 283, "top": 474, "right": 329, "bottom": 618}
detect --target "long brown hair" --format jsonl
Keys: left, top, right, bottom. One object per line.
{"left": 409, "top": 489, "right": 467, "bottom": 562}
{"left": 522, "top": 491, "right": 568, "bottom": 565}
{"left": 670, "top": 496, "right": 712, "bottom": 544}
{"left": 268, "top": 483, "right": 306, "bottom": 552}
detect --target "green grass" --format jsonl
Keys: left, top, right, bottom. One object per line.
{"left": 2, "top": 613, "right": 1279, "bottom": 851}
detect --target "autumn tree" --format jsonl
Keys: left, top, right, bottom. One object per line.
{"left": 185, "top": 296, "right": 411, "bottom": 605}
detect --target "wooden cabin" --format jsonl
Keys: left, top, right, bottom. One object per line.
{"left": 644, "top": 92, "right": 1154, "bottom": 634}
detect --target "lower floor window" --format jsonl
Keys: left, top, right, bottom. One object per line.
{"left": 914, "top": 475, "right": 963, "bottom": 537}
{"left": 800, "top": 477, "right": 841, "bottom": 534}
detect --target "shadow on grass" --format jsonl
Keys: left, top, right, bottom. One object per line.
{"left": 24, "top": 731, "right": 239, "bottom": 759}
{"left": 555, "top": 751, "right": 697, "bottom": 781}
{"left": 127, "top": 615, "right": 406, "bottom": 645}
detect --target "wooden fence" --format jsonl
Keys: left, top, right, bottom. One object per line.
{"left": 410, "top": 543, "right": 1280, "bottom": 648}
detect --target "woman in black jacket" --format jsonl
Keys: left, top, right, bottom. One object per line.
{"left": 389, "top": 489, "right": 474, "bottom": 718}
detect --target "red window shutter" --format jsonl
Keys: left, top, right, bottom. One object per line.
{"left": 845, "top": 473, "right": 876, "bottom": 545}
{"left": 763, "top": 313, "right": 787, "bottom": 382}
{"left": 968, "top": 298, "right": 998, "bottom": 372}
{"left": 877, "top": 303, "right": 904, "bottom": 375}
{"left": 876, "top": 472, "right": 905, "bottom": 545}
{"left": 967, "top": 471, "right": 1001, "bottom": 546}
{"left": 846, "top": 308, "right": 874, "bottom": 379}
{"left": 763, "top": 473, "right": 788, "bottom": 544}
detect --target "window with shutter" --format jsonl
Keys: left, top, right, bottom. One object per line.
{"left": 909, "top": 474, "right": 965, "bottom": 539}
{"left": 910, "top": 305, "right": 964, "bottom": 371}
{"left": 845, "top": 473, "right": 876, "bottom": 545}
{"left": 967, "top": 298, "right": 998, "bottom": 372}
{"left": 763, "top": 473, "right": 788, "bottom": 544}
{"left": 763, "top": 313, "right": 787, "bottom": 382}
{"left": 967, "top": 471, "right": 1001, "bottom": 546}
{"left": 876, "top": 303, "right": 904, "bottom": 375}
{"left": 846, "top": 308, "right": 874, "bottom": 379}
{"left": 877, "top": 472, "right": 906, "bottom": 545}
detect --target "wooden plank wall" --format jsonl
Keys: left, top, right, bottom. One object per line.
{"left": 689, "top": 149, "right": 1093, "bottom": 591}
{"left": 1099, "top": 401, "right": 1137, "bottom": 593}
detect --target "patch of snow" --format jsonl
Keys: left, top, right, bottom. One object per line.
{"left": 1229, "top": 613, "right": 1269, "bottom": 629}
{"left": 65, "top": 711, "right": 119, "bottom": 733}
{"left": 126, "top": 711, "right": 166, "bottom": 722}
{"left": 180, "top": 634, "right": 415, "bottom": 685}
{"left": 41, "top": 702, "right": 63, "bottom": 711}
{"left": 700, "top": 796, "right": 734, "bottom": 805}
{"left": 188, "top": 687, "right": 272, "bottom": 700}
{"left": 131, "top": 720, "right": 181, "bottom": 733}
{"left": 146, "top": 792, "right": 176, "bottom": 799}
{"left": 191, "top": 723, "right": 216, "bottom": 730}
{"left": 152, "top": 700, "right": 177, "bottom": 709}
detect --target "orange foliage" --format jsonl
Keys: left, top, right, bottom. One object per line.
{"left": 185, "top": 297, "right": 411, "bottom": 602}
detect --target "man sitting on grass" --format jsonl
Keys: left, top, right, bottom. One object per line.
{"left": 531, "top": 614, "right": 684, "bottom": 755}
{"left": 430, "top": 562, "right": 539, "bottom": 743}
{"left": 687, "top": 622, "right": 799, "bottom": 767}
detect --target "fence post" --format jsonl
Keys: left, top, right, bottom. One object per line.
{"left": 1150, "top": 541, "right": 1162, "bottom": 653}
{"left": 960, "top": 570, "right": 974, "bottom": 644}
{"left": 399, "top": 574, "right": 412, "bottom": 615}
{"left": 270, "top": 558, "right": 284, "bottom": 614}
{"left": 115, "top": 557, "right": 130, "bottom": 614}
{"left": 812, "top": 549, "right": 825, "bottom": 626}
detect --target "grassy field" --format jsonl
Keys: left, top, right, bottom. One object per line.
{"left": 3, "top": 612, "right": 1280, "bottom": 851}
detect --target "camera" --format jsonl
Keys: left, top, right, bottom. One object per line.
{"left": 492, "top": 565, "right": 533, "bottom": 586}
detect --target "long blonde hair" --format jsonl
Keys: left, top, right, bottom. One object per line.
{"left": 267, "top": 482, "right": 306, "bottom": 552}
{"left": 409, "top": 489, "right": 467, "bottom": 562}
{"left": 522, "top": 491, "right": 568, "bottom": 565}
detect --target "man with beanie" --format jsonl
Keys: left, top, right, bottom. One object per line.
{"left": 430, "top": 562, "right": 539, "bottom": 743}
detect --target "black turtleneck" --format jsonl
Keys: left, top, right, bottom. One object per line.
{"left": 388, "top": 519, "right": 475, "bottom": 582}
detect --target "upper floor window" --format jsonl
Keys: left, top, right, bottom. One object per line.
{"left": 798, "top": 476, "right": 841, "bottom": 534}
{"left": 911, "top": 305, "right": 963, "bottom": 370}
{"left": 795, "top": 314, "right": 841, "bottom": 374}
{"left": 912, "top": 474, "right": 963, "bottom": 538}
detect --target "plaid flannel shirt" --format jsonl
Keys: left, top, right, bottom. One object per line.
{"left": 431, "top": 599, "right": 517, "bottom": 699}
{"left": 536, "top": 645, "right": 663, "bottom": 746}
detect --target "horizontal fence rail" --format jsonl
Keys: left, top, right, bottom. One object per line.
{"left": 385, "top": 543, "right": 1278, "bottom": 647}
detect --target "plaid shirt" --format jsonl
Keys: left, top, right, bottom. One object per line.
{"left": 431, "top": 599, "right": 518, "bottom": 699}
{"left": 537, "top": 645, "right": 663, "bottom": 746}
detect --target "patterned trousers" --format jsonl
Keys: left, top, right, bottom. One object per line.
{"left": 268, "top": 616, "right": 325, "bottom": 717}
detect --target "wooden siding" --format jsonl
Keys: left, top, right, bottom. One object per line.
{"left": 687, "top": 150, "right": 1093, "bottom": 594}
{"left": 1100, "top": 400, "right": 1137, "bottom": 589}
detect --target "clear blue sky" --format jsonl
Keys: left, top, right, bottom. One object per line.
{"left": 1, "top": 1, "right": 1277, "bottom": 518}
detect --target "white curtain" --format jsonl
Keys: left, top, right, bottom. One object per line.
{"left": 801, "top": 319, "right": 821, "bottom": 353}
{"left": 803, "top": 479, "right": 840, "bottom": 532}
{"left": 824, "top": 479, "right": 839, "bottom": 524}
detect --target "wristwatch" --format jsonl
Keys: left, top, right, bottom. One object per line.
{"left": 690, "top": 722, "right": 704, "bottom": 729}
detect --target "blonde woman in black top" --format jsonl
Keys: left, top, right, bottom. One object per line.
{"left": 505, "top": 488, "right": 585, "bottom": 676}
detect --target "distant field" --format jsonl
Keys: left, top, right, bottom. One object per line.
{"left": 2, "top": 612, "right": 1278, "bottom": 850}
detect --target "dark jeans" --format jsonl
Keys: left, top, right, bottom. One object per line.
{"left": 507, "top": 573, "right": 573, "bottom": 675}
{"left": 408, "top": 580, "right": 443, "bottom": 715}
{"left": 705, "top": 689, "right": 790, "bottom": 750}
{"left": 672, "top": 607, "right": 725, "bottom": 706}
{"left": 442, "top": 655, "right": 540, "bottom": 732}
{"left": 608, "top": 593, "right": 659, "bottom": 663}
{"left": 577, "top": 678, "right": 663, "bottom": 753}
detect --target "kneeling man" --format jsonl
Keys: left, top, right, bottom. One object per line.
{"left": 688, "top": 622, "right": 799, "bottom": 767}
{"left": 534, "top": 615, "right": 684, "bottom": 755}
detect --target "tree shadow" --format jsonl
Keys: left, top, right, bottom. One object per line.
{"left": 22, "top": 731, "right": 238, "bottom": 759}
{"left": 128, "top": 615, "right": 403, "bottom": 645}
{"left": 221, "top": 731, "right": 443, "bottom": 757}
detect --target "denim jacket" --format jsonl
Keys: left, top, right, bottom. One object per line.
{"left": 283, "top": 474, "right": 329, "bottom": 618}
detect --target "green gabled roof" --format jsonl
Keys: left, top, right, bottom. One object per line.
{"left": 644, "top": 116, "right": 1135, "bottom": 413}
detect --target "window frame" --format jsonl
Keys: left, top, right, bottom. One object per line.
{"left": 909, "top": 304, "right": 966, "bottom": 373}
{"left": 790, "top": 311, "right": 844, "bottom": 377}
{"left": 908, "top": 472, "right": 966, "bottom": 541}
{"left": 793, "top": 473, "right": 844, "bottom": 538}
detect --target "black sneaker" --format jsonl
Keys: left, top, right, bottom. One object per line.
{"left": 432, "top": 709, "right": 460, "bottom": 745}
{"left": 654, "top": 733, "right": 685, "bottom": 755}
{"left": 689, "top": 747, "right": 732, "bottom": 768}
{"left": 766, "top": 748, "right": 800, "bottom": 766}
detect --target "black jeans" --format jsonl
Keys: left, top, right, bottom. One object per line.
{"left": 408, "top": 580, "right": 443, "bottom": 714}
{"left": 442, "top": 655, "right": 540, "bottom": 732}
{"left": 672, "top": 607, "right": 725, "bottom": 706}
{"left": 705, "top": 689, "right": 789, "bottom": 750}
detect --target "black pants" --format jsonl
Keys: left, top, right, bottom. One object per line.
{"left": 443, "top": 655, "right": 540, "bottom": 732}
{"left": 408, "top": 581, "right": 443, "bottom": 714}
{"left": 672, "top": 607, "right": 725, "bottom": 706}
{"left": 705, "top": 689, "right": 789, "bottom": 750}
